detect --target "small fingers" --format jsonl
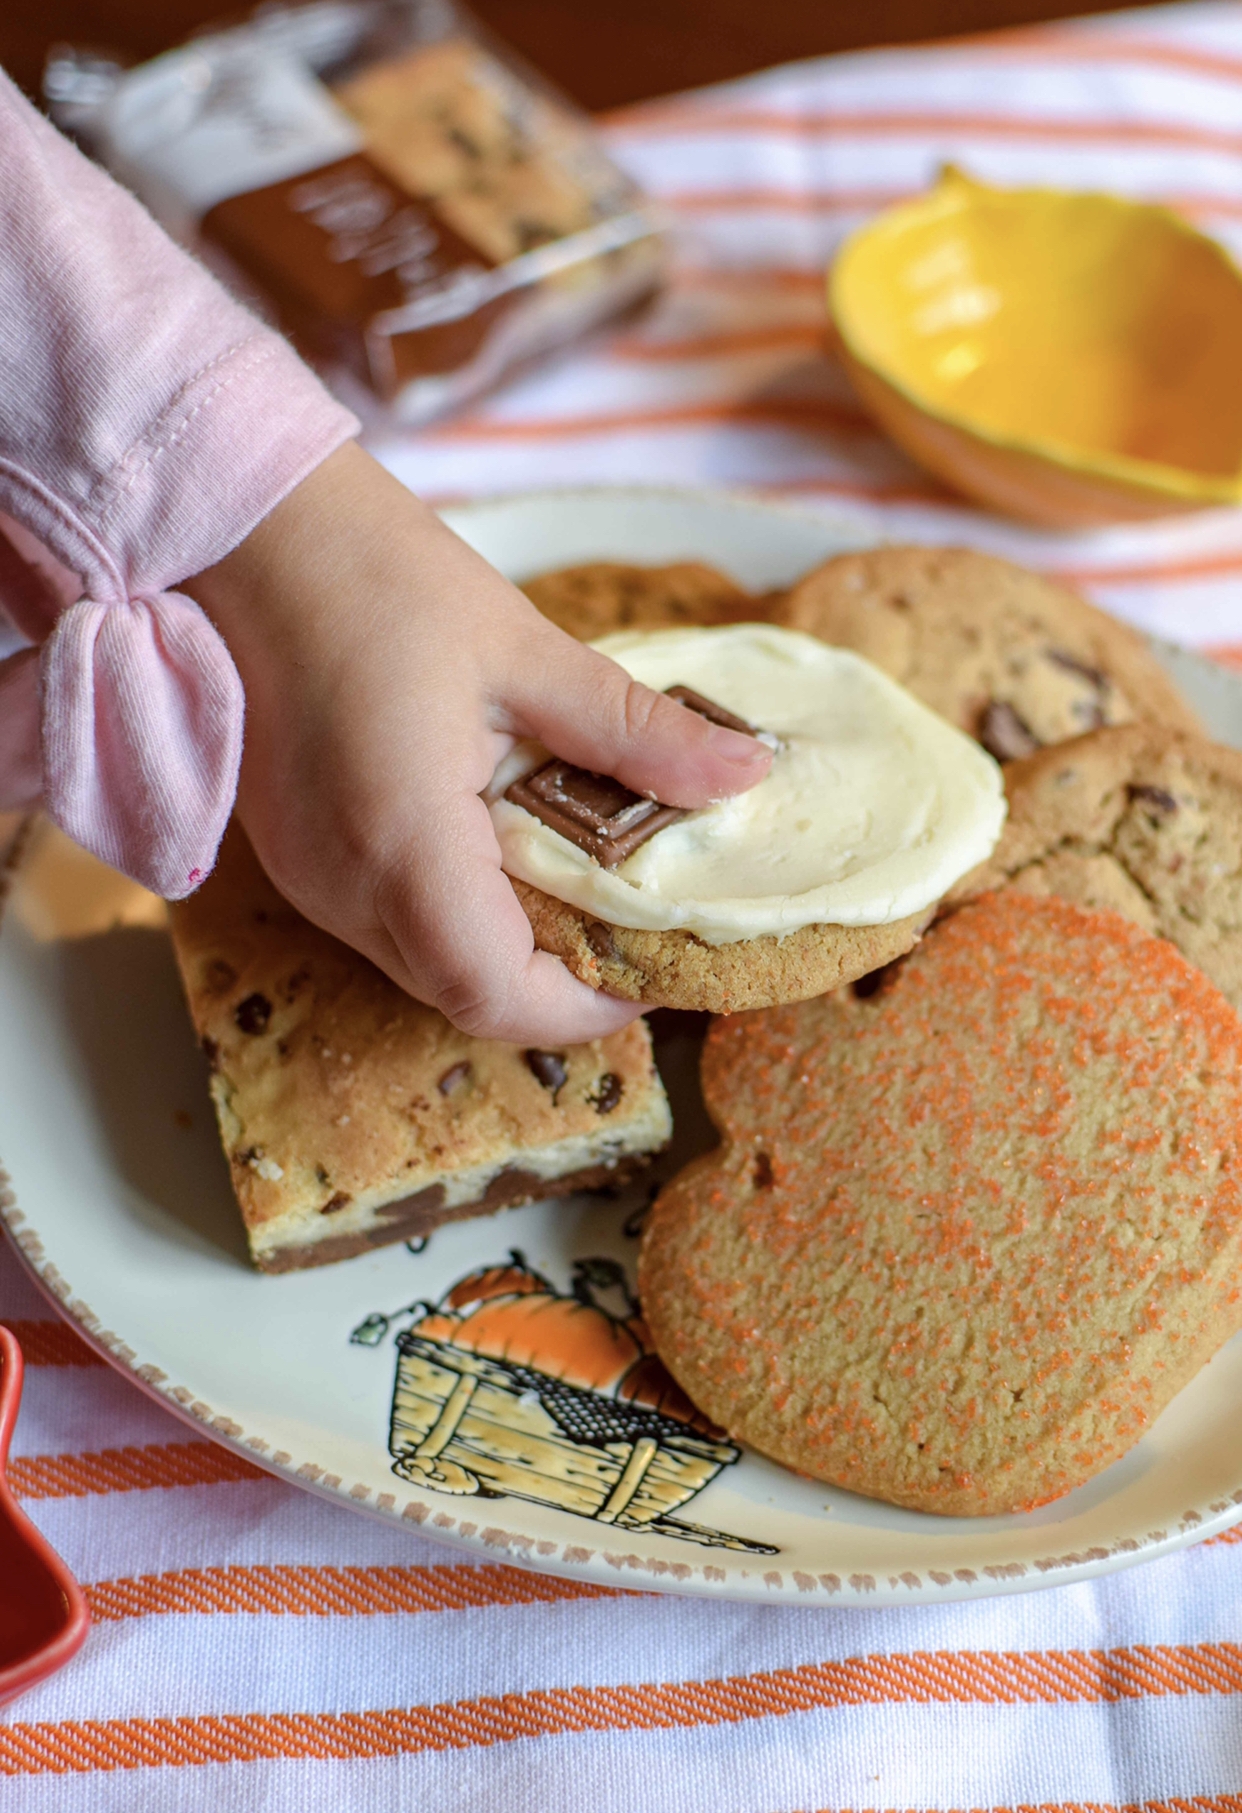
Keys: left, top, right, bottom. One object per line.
{"left": 371, "top": 788, "right": 641, "bottom": 1045}
{"left": 502, "top": 623, "right": 771, "bottom": 809}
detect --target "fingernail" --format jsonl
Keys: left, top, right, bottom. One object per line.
{"left": 706, "top": 724, "right": 772, "bottom": 764}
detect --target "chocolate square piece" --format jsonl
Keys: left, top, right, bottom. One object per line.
{"left": 663, "top": 685, "right": 758, "bottom": 737}
{"left": 505, "top": 763, "right": 685, "bottom": 869}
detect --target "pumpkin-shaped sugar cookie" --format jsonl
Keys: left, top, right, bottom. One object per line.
{"left": 640, "top": 890, "right": 1242, "bottom": 1515}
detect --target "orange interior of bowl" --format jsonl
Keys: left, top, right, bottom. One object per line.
{"left": 832, "top": 172, "right": 1242, "bottom": 492}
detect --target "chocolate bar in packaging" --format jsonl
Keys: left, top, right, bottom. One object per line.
{"left": 48, "top": 2, "right": 667, "bottom": 421}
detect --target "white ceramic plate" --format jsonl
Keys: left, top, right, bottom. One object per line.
{"left": 5, "top": 486, "right": 1242, "bottom": 1609}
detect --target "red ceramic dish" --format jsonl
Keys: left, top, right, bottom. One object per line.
{"left": 0, "top": 1323, "right": 89, "bottom": 1707}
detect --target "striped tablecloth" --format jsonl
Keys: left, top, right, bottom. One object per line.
{"left": 9, "top": 3, "right": 1242, "bottom": 1804}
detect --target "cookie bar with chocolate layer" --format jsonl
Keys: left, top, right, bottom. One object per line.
{"left": 169, "top": 827, "right": 671, "bottom": 1272}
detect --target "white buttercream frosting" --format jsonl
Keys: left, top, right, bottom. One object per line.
{"left": 488, "top": 624, "right": 1006, "bottom": 945}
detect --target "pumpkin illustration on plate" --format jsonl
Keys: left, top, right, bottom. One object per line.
{"left": 355, "top": 1252, "right": 774, "bottom": 1552}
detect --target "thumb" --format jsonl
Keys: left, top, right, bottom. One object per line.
{"left": 503, "top": 621, "right": 771, "bottom": 809}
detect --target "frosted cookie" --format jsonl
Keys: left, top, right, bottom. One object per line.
{"left": 953, "top": 723, "right": 1242, "bottom": 1011}
{"left": 489, "top": 623, "right": 1006, "bottom": 1012}
{"left": 775, "top": 545, "right": 1199, "bottom": 759}
{"left": 523, "top": 562, "right": 755, "bottom": 640}
{"left": 169, "top": 827, "right": 671, "bottom": 1272}
{"left": 639, "top": 890, "right": 1242, "bottom": 1515}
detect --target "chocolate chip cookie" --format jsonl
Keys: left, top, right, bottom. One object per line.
{"left": 523, "top": 562, "right": 756, "bottom": 640}
{"left": 774, "top": 545, "right": 1198, "bottom": 758}
{"left": 639, "top": 889, "right": 1242, "bottom": 1515}
{"left": 953, "top": 723, "right": 1242, "bottom": 1011}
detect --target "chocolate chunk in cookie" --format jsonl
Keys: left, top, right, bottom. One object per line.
{"left": 523, "top": 1049, "right": 568, "bottom": 1095}
{"left": 978, "top": 699, "right": 1041, "bottom": 762}
{"left": 233, "top": 992, "right": 272, "bottom": 1035}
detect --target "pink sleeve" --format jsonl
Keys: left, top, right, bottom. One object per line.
{"left": 0, "top": 70, "right": 360, "bottom": 897}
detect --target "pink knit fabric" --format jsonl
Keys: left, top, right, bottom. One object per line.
{"left": 0, "top": 70, "right": 358, "bottom": 897}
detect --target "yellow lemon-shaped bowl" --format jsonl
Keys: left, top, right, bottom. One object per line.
{"left": 831, "top": 168, "right": 1242, "bottom": 526}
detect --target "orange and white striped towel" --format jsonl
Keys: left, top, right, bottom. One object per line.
{"left": 371, "top": 0, "right": 1242, "bottom": 666}
{"left": 12, "top": 4, "right": 1242, "bottom": 1805}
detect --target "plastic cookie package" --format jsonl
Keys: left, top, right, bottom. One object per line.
{"left": 46, "top": 0, "right": 667, "bottom": 424}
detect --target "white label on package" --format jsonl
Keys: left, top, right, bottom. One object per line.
{"left": 100, "top": 43, "right": 363, "bottom": 229}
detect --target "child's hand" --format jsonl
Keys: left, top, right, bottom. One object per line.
{"left": 186, "top": 443, "right": 772, "bottom": 1044}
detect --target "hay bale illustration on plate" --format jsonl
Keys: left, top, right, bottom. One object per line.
{"left": 374, "top": 1252, "right": 775, "bottom": 1552}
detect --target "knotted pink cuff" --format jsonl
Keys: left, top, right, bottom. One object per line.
{"left": 0, "top": 588, "right": 244, "bottom": 900}
{"left": 0, "top": 69, "right": 361, "bottom": 898}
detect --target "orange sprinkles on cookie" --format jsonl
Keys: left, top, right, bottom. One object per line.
{"left": 638, "top": 890, "right": 1242, "bottom": 1516}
